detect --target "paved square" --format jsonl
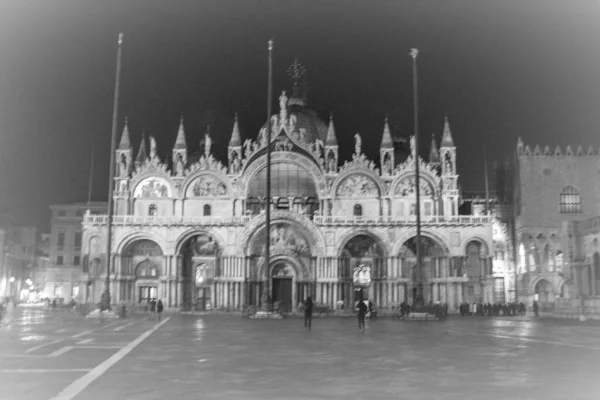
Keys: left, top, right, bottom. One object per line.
{"left": 1, "top": 309, "right": 600, "bottom": 399}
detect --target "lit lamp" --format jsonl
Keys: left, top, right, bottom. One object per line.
{"left": 9, "top": 277, "right": 15, "bottom": 283}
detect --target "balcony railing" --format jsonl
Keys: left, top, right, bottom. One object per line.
{"left": 84, "top": 215, "right": 251, "bottom": 226}
{"left": 313, "top": 215, "right": 492, "bottom": 226}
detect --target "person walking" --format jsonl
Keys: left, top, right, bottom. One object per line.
{"left": 304, "top": 296, "right": 313, "bottom": 329}
{"left": 149, "top": 298, "right": 157, "bottom": 320}
{"left": 357, "top": 298, "right": 368, "bottom": 332}
{"left": 156, "top": 299, "right": 164, "bottom": 321}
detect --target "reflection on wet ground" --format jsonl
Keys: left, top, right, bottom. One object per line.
{"left": 85, "top": 315, "right": 600, "bottom": 400}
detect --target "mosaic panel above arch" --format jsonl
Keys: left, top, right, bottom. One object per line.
{"left": 133, "top": 177, "right": 172, "bottom": 198}
{"left": 185, "top": 175, "right": 228, "bottom": 197}
{"left": 248, "top": 222, "right": 312, "bottom": 258}
{"left": 393, "top": 176, "right": 435, "bottom": 197}
{"left": 336, "top": 174, "right": 379, "bottom": 197}
{"left": 135, "top": 259, "right": 160, "bottom": 278}
{"left": 123, "top": 239, "right": 164, "bottom": 257}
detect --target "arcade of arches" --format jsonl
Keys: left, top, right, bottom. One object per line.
{"left": 82, "top": 232, "right": 493, "bottom": 311}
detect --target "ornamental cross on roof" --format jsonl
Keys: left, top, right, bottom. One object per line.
{"left": 287, "top": 58, "right": 306, "bottom": 81}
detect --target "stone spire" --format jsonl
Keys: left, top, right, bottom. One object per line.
{"left": 229, "top": 113, "right": 242, "bottom": 147}
{"left": 118, "top": 117, "right": 131, "bottom": 150}
{"left": 429, "top": 134, "right": 440, "bottom": 163}
{"left": 325, "top": 113, "right": 338, "bottom": 146}
{"left": 441, "top": 114, "right": 454, "bottom": 147}
{"left": 173, "top": 115, "right": 187, "bottom": 150}
{"left": 380, "top": 115, "right": 393, "bottom": 149}
{"left": 136, "top": 133, "right": 148, "bottom": 164}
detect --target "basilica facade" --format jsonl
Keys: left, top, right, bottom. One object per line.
{"left": 81, "top": 89, "right": 505, "bottom": 312}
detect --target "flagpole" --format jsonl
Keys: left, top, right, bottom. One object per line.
{"left": 410, "top": 48, "right": 422, "bottom": 305}
{"left": 262, "top": 39, "right": 274, "bottom": 311}
{"left": 484, "top": 144, "right": 490, "bottom": 215}
{"left": 87, "top": 147, "right": 94, "bottom": 205}
{"left": 101, "top": 33, "right": 124, "bottom": 311}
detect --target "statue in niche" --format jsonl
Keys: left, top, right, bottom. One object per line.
{"left": 119, "top": 180, "right": 127, "bottom": 192}
{"left": 327, "top": 151, "right": 336, "bottom": 173}
{"left": 118, "top": 153, "right": 128, "bottom": 177}
{"left": 299, "top": 128, "right": 306, "bottom": 143}
{"left": 314, "top": 139, "right": 324, "bottom": 157}
{"left": 175, "top": 153, "right": 184, "bottom": 176}
{"left": 230, "top": 151, "right": 240, "bottom": 174}
{"left": 383, "top": 154, "right": 392, "bottom": 175}
{"left": 150, "top": 136, "right": 157, "bottom": 159}
{"left": 204, "top": 133, "right": 212, "bottom": 158}
{"left": 279, "top": 90, "right": 288, "bottom": 120}
{"left": 243, "top": 139, "right": 252, "bottom": 158}
{"left": 444, "top": 153, "right": 453, "bottom": 174}
{"left": 354, "top": 133, "right": 362, "bottom": 156}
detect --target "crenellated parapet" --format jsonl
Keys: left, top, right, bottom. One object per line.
{"left": 517, "top": 138, "right": 599, "bottom": 157}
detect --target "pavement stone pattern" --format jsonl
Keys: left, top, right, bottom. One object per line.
{"left": 1, "top": 309, "right": 600, "bottom": 400}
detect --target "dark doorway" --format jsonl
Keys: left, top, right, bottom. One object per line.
{"left": 272, "top": 278, "right": 292, "bottom": 312}
{"left": 138, "top": 286, "right": 157, "bottom": 306}
{"left": 196, "top": 287, "right": 211, "bottom": 311}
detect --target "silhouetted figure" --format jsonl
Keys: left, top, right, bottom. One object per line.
{"left": 357, "top": 299, "right": 368, "bottom": 331}
{"left": 149, "top": 298, "right": 157, "bottom": 320}
{"left": 304, "top": 296, "right": 313, "bottom": 329}
{"left": 156, "top": 299, "right": 164, "bottom": 321}
{"left": 533, "top": 301, "right": 539, "bottom": 317}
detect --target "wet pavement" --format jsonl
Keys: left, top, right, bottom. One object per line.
{"left": 1, "top": 309, "right": 600, "bottom": 400}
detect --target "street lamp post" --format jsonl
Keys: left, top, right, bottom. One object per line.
{"left": 100, "top": 33, "right": 124, "bottom": 312}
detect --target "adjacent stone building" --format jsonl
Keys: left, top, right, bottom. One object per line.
{"left": 497, "top": 138, "right": 600, "bottom": 314}
{"left": 44, "top": 203, "right": 106, "bottom": 303}
{"left": 82, "top": 84, "right": 505, "bottom": 312}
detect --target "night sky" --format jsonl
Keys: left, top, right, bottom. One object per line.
{"left": 1, "top": 0, "right": 599, "bottom": 231}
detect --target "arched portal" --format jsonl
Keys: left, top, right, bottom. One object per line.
{"left": 534, "top": 279, "right": 554, "bottom": 307}
{"left": 246, "top": 221, "right": 313, "bottom": 310}
{"left": 399, "top": 236, "right": 447, "bottom": 305}
{"left": 119, "top": 239, "right": 164, "bottom": 305}
{"left": 341, "top": 234, "right": 385, "bottom": 307}
{"left": 179, "top": 234, "right": 219, "bottom": 311}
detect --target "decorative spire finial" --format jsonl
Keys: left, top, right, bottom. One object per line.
{"left": 229, "top": 113, "right": 241, "bottom": 147}
{"left": 441, "top": 114, "right": 454, "bottom": 147}
{"left": 381, "top": 116, "right": 393, "bottom": 149}
{"left": 118, "top": 117, "right": 131, "bottom": 150}
{"left": 326, "top": 113, "right": 337, "bottom": 147}
{"left": 174, "top": 114, "right": 187, "bottom": 150}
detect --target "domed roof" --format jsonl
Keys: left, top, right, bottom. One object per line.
{"left": 258, "top": 102, "right": 328, "bottom": 144}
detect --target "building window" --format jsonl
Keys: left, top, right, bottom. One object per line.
{"left": 57, "top": 233, "right": 65, "bottom": 247}
{"left": 57, "top": 256, "right": 64, "bottom": 265}
{"left": 353, "top": 204, "right": 362, "bottom": 217}
{"left": 424, "top": 201, "right": 432, "bottom": 217}
{"left": 560, "top": 186, "right": 581, "bottom": 213}
{"left": 149, "top": 204, "right": 157, "bottom": 216}
{"left": 409, "top": 203, "right": 416, "bottom": 216}
{"left": 73, "top": 256, "right": 80, "bottom": 266}
{"left": 58, "top": 211, "right": 66, "bottom": 217}
{"left": 74, "top": 233, "right": 82, "bottom": 249}
{"left": 203, "top": 204, "right": 212, "bottom": 216}
{"left": 76, "top": 210, "right": 84, "bottom": 217}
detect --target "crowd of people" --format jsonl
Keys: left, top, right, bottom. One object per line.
{"left": 459, "top": 302, "right": 528, "bottom": 317}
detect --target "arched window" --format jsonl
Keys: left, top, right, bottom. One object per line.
{"left": 148, "top": 204, "right": 157, "bottom": 216}
{"left": 353, "top": 204, "right": 363, "bottom": 217}
{"left": 560, "top": 186, "right": 581, "bottom": 213}
{"left": 203, "top": 204, "right": 211, "bottom": 216}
